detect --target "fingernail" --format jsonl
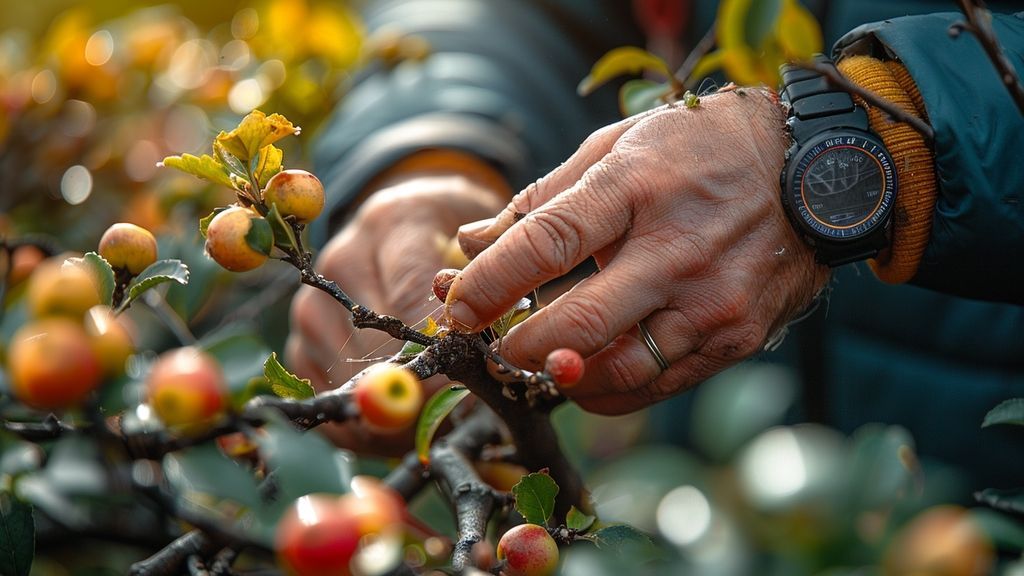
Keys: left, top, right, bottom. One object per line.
{"left": 457, "top": 217, "right": 498, "bottom": 259}
{"left": 445, "top": 299, "right": 481, "bottom": 333}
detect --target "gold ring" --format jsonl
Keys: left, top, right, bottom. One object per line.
{"left": 637, "top": 320, "right": 670, "bottom": 372}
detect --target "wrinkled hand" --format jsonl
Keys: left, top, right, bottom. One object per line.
{"left": 287, "top": 172, "right": 505, "bottom": 453}
{"left": 446, "top": 89, "right": 830, "bottom": 415}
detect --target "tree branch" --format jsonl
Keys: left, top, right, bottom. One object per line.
{"left": 795, "top": 60, "right": 935, "bottom": 141}
{"left": 952, "top": 0, "right": 1024, "bottom": 115}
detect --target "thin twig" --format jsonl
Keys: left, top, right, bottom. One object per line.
{"left": 3, "top": 413, "right": 78, "bottom": 441}
{"left": 952, "top": 0, "right": 1024, "bottom": 115}
{"left": 143, "top": 290, "right": 198, "bottom": 346}
{"left": 676, "top": 25, "right": 717, "bottom": 91}
{"left": 795, "top": 60, "right": 935, "bottom": 141}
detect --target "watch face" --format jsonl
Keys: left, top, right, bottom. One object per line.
{"left": 786, "top": 132, "right": 897, "bottom": 241}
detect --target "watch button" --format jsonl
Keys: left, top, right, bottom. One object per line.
{"left": 793, "top": 92, "right": 855, "bottom": 120}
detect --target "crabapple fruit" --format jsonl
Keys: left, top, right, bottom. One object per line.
{"left": 496, "top": 523, "right": 559, "bottom": 576}
{"left": 146, "top": 347, "right": 228, "bottom": 435}
{"left": 275, "top": 494, "right": 360, "bottom": 576}
{"left": 544, "top": 348, "right": 584, "bottom": 388}
{"left": 355, "top": 364, "right": 423, "bottom": 432}
{"left": 27, "top": 258, "right": 100, "bottom": 319}
{"left": 263, "top": 169, "right": 325, "bottom": 224}
{"left": 432, "top": 268, "right": 459, "bottom": 302}
{"left": 475, "top": 461, "right": 529, "bottom": 492}
{"left": 98, "top": 222, "right": 158, "bottom": 275}
{"left": 205, "top": 206, "right": 271, "bottom": 272}
{"left": 83, "top": 305, "right": 135, "bottom": 377}
{"left": 7, "top": 318, "right": 103, "bottom": 410}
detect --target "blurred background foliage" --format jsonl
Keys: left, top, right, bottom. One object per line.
{"left": 0, "top": 1, "right": 1022, "bottom": 575}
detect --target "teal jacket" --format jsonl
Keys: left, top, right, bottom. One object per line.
{"left": 311, "top": 1, "right": 1024, "bottom": 488}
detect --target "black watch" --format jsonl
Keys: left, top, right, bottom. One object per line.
{"left": 779, "top": 55, "right": 898, "bottom": 267}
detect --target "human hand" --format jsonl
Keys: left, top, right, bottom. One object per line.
{"left": 286, "top": 170, "right": 506, "bottom": 453}
{"left": 446, "top": 89, "right": 830, "bottom": 415}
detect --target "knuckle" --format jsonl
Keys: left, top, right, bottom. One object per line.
{"left": 559, "top": 298, "right": 614, "bottom": 353}
{"left": 519, "top": 208, "right": 584, "bottom": 277}
{"left": 648, "top": 226, "right": 714, "bottom": 280}
{"left": 604, "top": 352, "right": 646, "bottom": 394}
{"left": 707, "top": 320, "right": 766, "bottom": 361}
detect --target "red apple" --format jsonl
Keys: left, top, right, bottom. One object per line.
{"left": 496, "top": 523, "right": 559, "bottom": 576}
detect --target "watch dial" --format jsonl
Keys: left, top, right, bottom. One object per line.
{"left": 789, "top": 133, "right": 897, "bottom": 241}
{"left": 802, "top": 146, "right": 882, "bottom": 228}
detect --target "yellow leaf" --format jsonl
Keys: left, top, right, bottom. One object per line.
{"left": 717, "top": 0, "right": 753, "bottom": 48}
{"left": 215, "top": 110, "right": 300, "bottom": 163}
{"left": 776, "top": 0, "right": 823, "bottom": 61}
{"left": 159, "top": 153, "right": 234, "bottom": 188}
{"left": 421, "top": 316, "right": 441, "bottom": 337}
{"left": 578, "top": 47, "right": 672, "bottom": 96}
{"left": 254, "top": 144, "right": 283, "bottom": 190}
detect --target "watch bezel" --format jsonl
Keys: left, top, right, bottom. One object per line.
{"left": 782, "top": 129, "right": 897, "bottom": 243}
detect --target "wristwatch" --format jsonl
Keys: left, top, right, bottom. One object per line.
{"left": 779, "top": 55, "right": 898, "bottom": 267}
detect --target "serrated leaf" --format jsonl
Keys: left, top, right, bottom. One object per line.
{"left": 199, "top": 208, "right": 227, "bottom": 238}
{"left": 0, "top": 492, "right": 33, "bottom": 576}
{"left": 266, "top": 204, "right": 298, "bottom": 251}
{"left": 63, "top": 252, "right": 114, "bottom": 306}
{"left": 117, "top": 259, "right": 189, "bottom": 312}
{"left": 264, "top": 352, "right": 314, "bottom": 400}
{"left": 983, "top": 398, "right": 1024, "bottom": 428}
{"left": 254, "top": 144, "right": 283, "bottom": 190}
{"left": 416, "top": 386, "right": 471, "bottom": 465}
{"left": 160, "top": 153, "right": 233, "bottom": 188}
{"left": 619, "top": 79, "right": 669, "bottom": 117}
{"left": 245, "top": 216, "right": 274, "bottom": 257}
{"left": 215, "top": 111, "right": 300, "bottom": 163}
{"left": 585, "top": 524, "right": 658, "bottom": 559}
{"left": 512, "top": 472, "right": 558, "bottom": 525}
{"left": 578, "top": 47, "right": 672, "bottom": 96}
{"left": 976, "top": 488, "right": 1024, "bottom": 515}
{"left": 566, "top": 505, "right": 596, "bottom": 532}
{"left": 491, "top": 297, "right": 532, "bottom": 337}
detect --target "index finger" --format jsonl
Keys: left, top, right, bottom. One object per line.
{"left": 445, "top": 159, "right": 637, "bottom": 332}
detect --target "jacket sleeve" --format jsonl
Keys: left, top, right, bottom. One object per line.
{"left": 308, "top": 0, "right": 640, "bottom": 248}
{"left": 835, "top": 12, "right": 1024, "bottom": 304}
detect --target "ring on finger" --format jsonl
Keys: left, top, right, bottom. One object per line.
{"left": 637, "top": 320, "right": 670, "bottom": 372}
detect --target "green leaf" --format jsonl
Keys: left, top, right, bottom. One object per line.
{"left": 585, "top": 524, "right": 658, "bottom": 559}
{"left": 264, "top": 352, "right": 314, "bottom": 400}
{"left": 163, "top": 444, "right": 262, "bottom": 511}
{"left": 245, "top": 216, "right": 274, "bottom": 257}
{"left": 255, "top": 144, "right": 283, "bottom": 190}
{"left": 566, "top": 505, "right": 596, "bottom": 533}
{"left": 845, "top": 424, "right": 915, "bottom": 511}
{"left": 983, "top": 398, "right": 1024, "bottom": 428}
{"left": 266, "top": 203, "right": 298, "bottom": 251}
{"left": 214, "top": 141, "right": 250, "bottom": 183}
{"left": 0, "top": 492, "right": 33, "bottom": 576}
{"left": 399, "top": 341, "right": 426, "bottom": 356}
{"left": 201, "top": 329, "right": 272, "bottom": 396}
{"left": 619, "top": 79, "right": 669, "bottom": 117}
{"left": 743, "top": 0, "right": 782, "bottom": 48}
{"left": 512, "top": 472, "right": 558, "bottom": 525}
{"left": 63, "top": 252, "right": 115, "bottom": 306}
{"left": 160, "top": 153, "right": 233, "bottom": 189}
{"left": 199, "top": 208, "right": 227, "bottom": 238}
{"left": 415, "top": 386, "right": 471, "bottom": 465}
{"left": 117, "top": 259, "right": 190, "bottom": 312}
{"left": 256, "top": 415, "right": 352, "bottom": 500}
{"left": 971, "top": 507, "right": 1024, "bottom": 551}
{"left": 578, "top": 47, "right": 672, "bottom": 96}
{"left": 491, "top": 297, "right": 532, "bottom": 337}
{"left": 976, "top": 488, "right": 1024, "bottom": 515}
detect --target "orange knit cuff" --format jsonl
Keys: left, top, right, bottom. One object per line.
{"left": 359, "top": 149, "right": 513, "bottom": 206}
{"left": 837, "top": 56, "right": 938, "bottom": 284}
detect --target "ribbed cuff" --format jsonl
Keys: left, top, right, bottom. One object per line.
{"left": 837, "top": 55, "right": 938, "bottom": 284}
